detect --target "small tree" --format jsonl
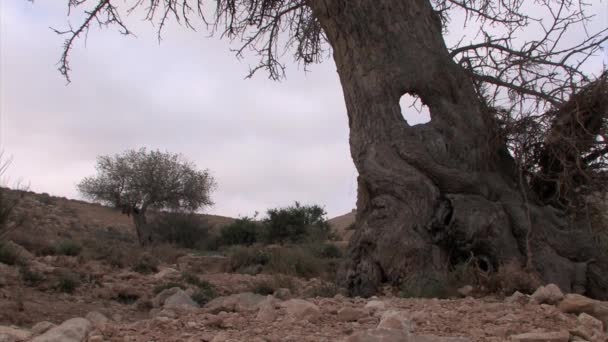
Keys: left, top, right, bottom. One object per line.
{"left": 264, "top": 202, "right": 330, "bottom": 243}
{"left": 78, "top": 148, "right": 216, "bottom": 246}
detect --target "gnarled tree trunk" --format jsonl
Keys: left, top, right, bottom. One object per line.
{"left": 133, "top": 209, "right": 153, "bottom": 246}
{"left": 307, "top": 0, "right": 608, "bottom": 299}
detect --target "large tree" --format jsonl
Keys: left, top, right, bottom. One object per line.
{"left": 78, "top": 148, "right": 215, "bottom": 246}
{"left": 56, "top": 1, "right": 607, "bottom": 298}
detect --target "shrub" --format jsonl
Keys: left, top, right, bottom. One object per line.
{"left": 55, "top": 272, "right": 79, "bottom": 293}
{"left": 153, "top": 282, "right": 185, "bottom": 294}
{"left": 56, "top": 240, "right": 82, "bottom": 256}
{"left": 265, "top": 246, "right": 323, "bottom": 279}
{"left": 399, "top": 276, "right": 453, "bottom": 299}
{"left": 482, "top": 260, "right": 542, "bottom": 295}
{"left": 263, "top": 202, "right": 331, "bottom": 244}
{"left": 319, "top": 243, "right": 342, "bottom": 259}
{"left": 191, "top": 280, "right": 216, "bottom": 306}
{"left": 305, "top": 283, "right": 341, "bottom": 298}
{"left": 252, "top": 282, "right": 275, "bottom": 295}
{"left": 228, "top": 245, "right": 270, "bottom": 272}
{"left": 219, "top": 216, "right": 261, "bottom": 246}
{"left": 131, "top": 255, "right": 159, "bottom": 274}
{"left": 0, "top": 243, "right": 19, "bottom": 265}
{"left": 149, "top": 212, "right": 210, "bottom": 249}
{"left": 19, "top": 266, "right": 44, "bottom": 286}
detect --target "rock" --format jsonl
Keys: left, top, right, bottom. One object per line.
{"left": 273, "top": 288, "right": 292, "bottom": 300}
{"left": 152, "top": 267, "right": 179, "bottom": 280}
{"left": 344, "top": 328, "right": 409, "bottom": 342}
{"left": 338, "top": 307, "right": 368, "bottom": 322}
{"left": 152, "top": 287, "right": 182, "bottom": 308}
{"left": 256, "top": 297, "right": 278, "bottom": 322}
{"left": 531, "top": 284, "right": 564, "bottom": 305}
{"left": 571, "top": 313, "right": 606, "bottom": 342}
{"left": 505, "top": 291, "right": 529, "bottom": 304}
{"left": 558, "top": 294, "right": 608, "bottom": 329}
{"left": 364, "top": 300, "right": 386, "bottom": 314}
{"left": 177, "top": 255, "right": 230, "bottom": 274}
{"left": 282, "top": 299, "right": 321, "bottom": 321}
{"left": 31, "top": 322, "right": 56, "bottom": 335}
{"left": 344, "top": 329, "right": 469, "bottom": 342}
{"left": 4, "top": 241, "right": 34, "bottom": 262}
{"left": 31, "top": 318, "right": 92, "bottom": 342}
{"left": 0, "top": 326, "right": 31, "bottom": 341}
{"left": 205, "top": 292, "right": 266, "bottom": 314}
{"left": 85, "top": 312, "right": 109, "bottom": 330}
{"left": 510, "top": 331, "right": 570, "bottom": 342}
{"left": 457, "top": 285, "right": 473, "bottom": 297}
{"left": 377, "top": 311, "right": 415, "bottom": 332}
{"left": 87, "top": 336, "right": 104, "bottom": 342}
{"left": 163, "top": 289, "right": 199, "bottom": 310}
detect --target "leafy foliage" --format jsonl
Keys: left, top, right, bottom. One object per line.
{"left": 78, "top": 148, "right": 215, "bottom": 213}
{"left": 219, "top": 216, "right": 261, "bottom": 246}
{"left": 263, "top": 202, "right": 330, "bottom": 243}
{"left": 150, "top": 212, "right": 210, "bottom": 249}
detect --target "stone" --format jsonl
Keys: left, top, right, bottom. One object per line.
{"left": 273, "top": 288, "right": 292, "bottom": 300}
{"left": 457, "top": 285, "right": 473, "bottom": 297}
{"left": 338, "top": 307, "right": 368, "bottom": 322}
{"left": 364, "top": 300, "right": 386, "bottom": 314}
{"left": 152, "top": 267, "right": 179, "bottom": 280}
{"left": 531, "top": 284, "right": 564, "bottom": 305}
{"left": 571, "top": 313, "right": 606, "bottom": 342}
{"left": 205, "top": 292, "right": 266, "bottom": 314}
{"left": 31, "top": 318, "right": 92, "bottom": 342}
{"left": 152, "top": 287, "right": 182, "bottom": 308}
{"left": 344, "top": 328, "right": 409, "bottom": 342}
{"left": 282, "top": 299, "right": 321, "bottom": 321}
{"left": 505, "top": 291, "right": 529, "bottom": 304}
{"left": 256, "top": 297, "right": 278, "bottom": 322}
{"left": 87, "top": 336, "right": 104, "bottom": 342}
{"left": 510, "top": 331, "right": 570, "bottom": 342}
{"left": 377, "top": 311, "right": 416, "bottom": 332}
{"left": 0, "top": 326, "right": 31, "bottom": 341}
{"left": 31, "top": 322, "right": 55, "bottom": 335}
{"left": 163, "top": 289, "right": 199, "bottom": 310}
{"left": 85, "top": 312, "right": 109, "bottom": 330}
{"left": 558, "top": 294, "right": 608, "bottom": 329}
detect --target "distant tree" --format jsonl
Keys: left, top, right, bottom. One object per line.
{"left": 78, "top": 148, "right": 216, "bottom": 246}
{"left": 264, "top": 202, "right": 330, "bottom": 243}
{"left": 0, "top": 152, "right": 26, "bottom": 243}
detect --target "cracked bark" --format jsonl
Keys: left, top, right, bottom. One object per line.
{"left": 306, "top": 0, "right": 608, "bottom": 298}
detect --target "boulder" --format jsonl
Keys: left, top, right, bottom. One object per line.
{"left": 338, "top": 307, "right": 368, "bottom": 322}
{"left": 256, "top": 297, "right": 278, "bottom": 322}
{"left": 457, "top": 285, "right": 473, "bottom": 297}
{"left": 571, "top": 313, "right": 606, "bottom": 342}
{"left": 364, "top": 300, "right": 386, "bottom": 314}
{"left": 531, "top": 284, "right": 564, "bottom": 305}
{"left": 31, "top": 322, "right": 55, "bottom": 335}
{"left": 377, "top": 311, "right": 416, "bottom": 332}
{"left": 505, "top": 291, "right": 529, "bottom": 304}
{"left": 282, "top": 299, "right": 321, "bottom": 321}
{"left": 163, "top": 289, "right": 199, "bottom": 310}
{"left": 4, "top": 241, "right": 34, "bottom": 262}
{"left": 31, "top": 318, "right": 92, "bottom": 342}
{"left": 205, "top": 292, "right": 266, "bottom": 314}
{"left": 558, "top": 294, "right": 608, "bottom": 329}
{"left": 0, "top": 326, "right": 31, "bottom": 341}
{"left": 152, "top": 267, "right": 179, "bottom": 280}
{"left": 85, "top": 311, "right": 109, "bottom": 330}
{"left": 273, "top": 288, "right": 292, "bottom": 300}
{"left": 510, "top": 331, "right": 570, "bottom": 342}
{"left": 152, "top": 287, "right": 182, "bottom": 308}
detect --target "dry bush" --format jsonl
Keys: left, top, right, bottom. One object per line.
{"left": 481, "top": 260, "right": 542, "bottom": 295}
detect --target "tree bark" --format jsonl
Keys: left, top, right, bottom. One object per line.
{"left": 133, "top": 209, "right": 153, "bottom": 246}
{"left": 306, "top": 0, "right": 608, "bottom": 299}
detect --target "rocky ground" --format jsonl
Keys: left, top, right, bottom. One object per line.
{"left": 0, "top": 190, "right": 607, "bottom": 341}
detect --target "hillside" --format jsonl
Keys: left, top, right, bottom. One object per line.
{"left": 0, "top": 189, "right": 606, "bottom": 342}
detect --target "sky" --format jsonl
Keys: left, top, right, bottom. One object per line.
{"left": 0, "top": 1, "right": 606, "bottom": 219}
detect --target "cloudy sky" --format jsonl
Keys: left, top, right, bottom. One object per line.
{"left": 1, "top": 1, "right": 606, "bottom": 219}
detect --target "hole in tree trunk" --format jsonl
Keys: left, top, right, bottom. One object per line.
{"left": 400, "top": 94, "right": 431, "bottom": 126}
